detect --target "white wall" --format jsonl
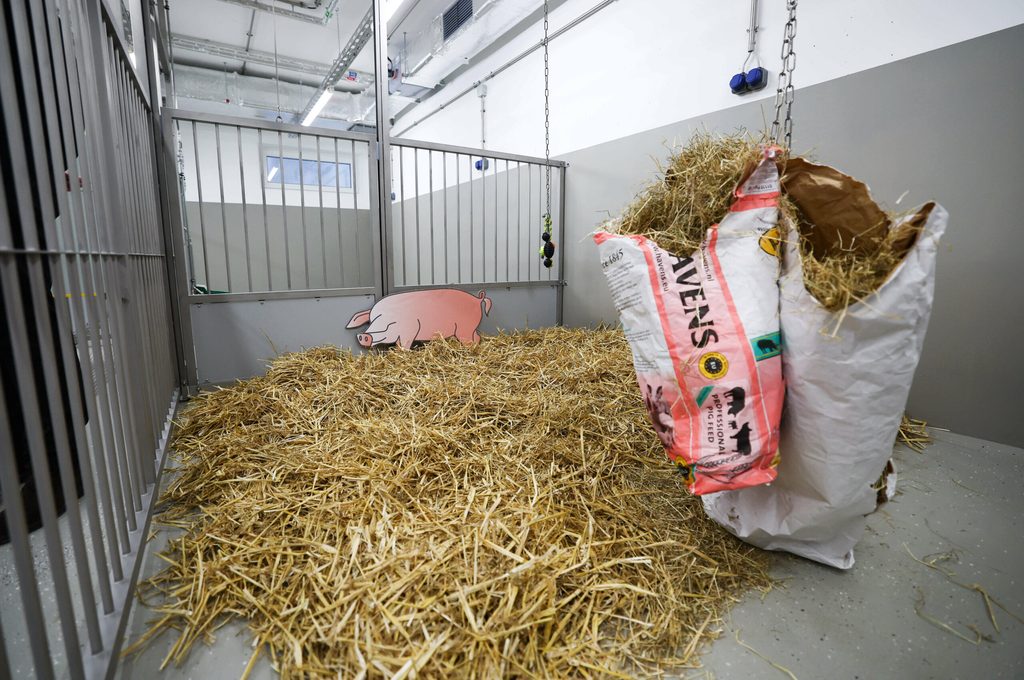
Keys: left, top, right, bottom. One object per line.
{"left": 394, "top": 0, "right": 1024, "bottom": 156}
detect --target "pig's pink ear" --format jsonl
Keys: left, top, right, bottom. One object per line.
{"left": 346, "top": 310, "right": 372, "bottom": 328}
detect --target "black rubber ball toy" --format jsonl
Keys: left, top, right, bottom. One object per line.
{"left": 542, "top": 241, "right": 555, "bottom": 258}
{"left": 541, "top": 231, "right": 551, "bottom": 242}
{"left": 543, "top": 257, "right": 553, "bottom": 268}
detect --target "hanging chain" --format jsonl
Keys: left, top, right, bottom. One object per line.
{"left": 769, "top": 0, "right": 797, "bottom": 148}
{"left": 543, "top": 0, "right": 551, "bottom": 225}
{"left": 272, "top": 1, "right": 282, "bottom": 120}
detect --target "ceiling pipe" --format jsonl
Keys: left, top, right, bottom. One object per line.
{"left": 172, "top": 63, "right": 374, "bottom": 121}
{"left": 211, "top": 0, "right": 340, "bottom": 26}
{"left": 171, "top": 34, "right": 371, "bottom": 89}
{"left": 296, "top": 5, "right": 375, "bottom": 124}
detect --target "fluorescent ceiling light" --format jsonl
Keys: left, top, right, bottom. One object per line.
{"left": 266, "top": 166, "right": 279, "bottom": 182}
{"left": 301, "top": 89, "right": 334, "bottom": 126}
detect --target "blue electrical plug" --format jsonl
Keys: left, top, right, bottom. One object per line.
{"left": 730, "top": 72, "right": 748, "bottom": 94}
{"left": 745, "top": 67, "right": 768, "bottom": 91}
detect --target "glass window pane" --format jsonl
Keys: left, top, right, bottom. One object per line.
{"left": 282, "top": 157, "right": 302, "bottom": 184}
{"left": 320, "top": 161, "right": 336, "bottom": 187}
{"left": 265, "top": 155, "right": 282, "bottom": 183}
{"left": 339, "top": 162, "right": 352, "bottom": 189}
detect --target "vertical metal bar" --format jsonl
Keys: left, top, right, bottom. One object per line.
{"left": 505, "top": 159, "right": 510, "bottom": 281}
{"left": 214, "top": 123, "right": 232, "bottom": 290}
{"left": 371, "top": 0, "right": 395, "bottom": 298}
{"left": 350, "top": 138, "right": 362, "bottom": 287}
{"left": 493, "top": 156, "right": 498, "bottom": 283}
{"left": 535, "top": 164, "right": 542, "bottom": 282}
{"left": 399, "top": 146, "right": 406, "bottom": 285}
{"left": 298, "top": 134, "right": 310, "bottom": 289}
{"left": 316, "top": 135, "right": 328, "bottom": 288}
{"left": 334, "top": 137, "right": 344, "bottom": 288}
{"left": 258, "top": 128, "right": 272, "bottom": 290}
{"left": 414, "top": 147, "right": 421, "bottom": 285}
{"left": 0, "top": 614, "right": 9, "bottom": 680}
{"left": 557, "top": 165, "right": 567, "bottom": 323}
{"left": 442, "top": 152, "right": 449, "bottom": 283}
{"left": 0, "top": 385, "right": 55, "bottom": 680}
{"left": 191, "top": 121, "right": 210, "bottom": 290}
{"left": 277, "top": 130, "right": 291, "bottom": 289}
{"left": 516, "top": 162, "right": 523, "bottom": 281}
{"left": 527, "top": 162, "right": 532, "bottom": 281}
{"left": 469, "top": 154, "right": 474, "bottom": 283}
{"left": 429, "top": 149, "right": 435, "bottom": 284}
{"left": 456, "top": 153, "right": 461, "bottom": 284}
{"left": 481, "top": 155, "right": 486, "bottom": 283}
{"left": 237, "top": 125, "right": 253, "bottom": 291}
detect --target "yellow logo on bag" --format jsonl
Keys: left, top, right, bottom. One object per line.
{"left": 759, "top": 226, "right": 781, "bottom": 257}
{"left": 698, "top": 352, "right": 729, "bottom": 380}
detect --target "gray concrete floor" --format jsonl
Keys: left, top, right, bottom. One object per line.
{"left": 116, "top": 429, "right": 1024, "bottom": 679}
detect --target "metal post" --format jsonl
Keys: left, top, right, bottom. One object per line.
{"left": 316, "top": 135, "right": 328, "bottom": 288}
{"left": 371, "top": 0, "right": 393, "bottom": 299}
{"left": 442, "top": 152, "right": 449, "bottom": 283}
{"left": 258, "top": 128, "right": 272, "bottom": 290}
{"left": 557, "top": 165, "right": 567, "bottom": 324}
{"left": 238, "top": 126, "right": 254, "bottom": 291}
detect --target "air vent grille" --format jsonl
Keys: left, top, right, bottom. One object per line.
{"left": 442, "top": 0, "right": 473, "bottom": 41}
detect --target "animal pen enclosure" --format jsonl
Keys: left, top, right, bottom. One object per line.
{"left": 0, "top": 0, "right": 568, "bottom": 677}
{"left": 171, "top": 110, "right": 566, "bottom": 385}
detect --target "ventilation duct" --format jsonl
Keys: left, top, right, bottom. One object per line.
{"left": 393, "top": 0, "right": 541, "bottom": 88}
{"left": 172, "top": 64, "right": 376, "bottom": 124}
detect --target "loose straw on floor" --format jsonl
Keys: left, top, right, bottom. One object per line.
{"left": 127, "top": 327, "right": 771, "bottom": 678}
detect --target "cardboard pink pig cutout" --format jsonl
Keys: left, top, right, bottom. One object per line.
{"left": 346, "top": 289, "right": 492, "bottom": 349}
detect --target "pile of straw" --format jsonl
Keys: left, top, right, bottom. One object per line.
{"left": 128, "top": 328, "right": 770, "bottom": 678}
{"left": 613, "top": 131, "right": 923, "bottom": 312}
{"left": 616, "top": 132, "right": 764, "bottom": 255}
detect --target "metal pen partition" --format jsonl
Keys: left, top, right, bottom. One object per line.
{"left": 170, "top": 110, "right": 380, "bottom": 298}
{"left": 388, "top": 139, "right": 567, "bottom": 295}
{"left": 0, "top": 0, "right": 178, "bottom": 678}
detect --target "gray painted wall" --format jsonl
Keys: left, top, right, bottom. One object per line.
{"left": 186, "top": 203, "right": 375, "bottom": 292}
{"left": 558, "top": 25, "right": 1024, "bottom": 447}
{"left": 190, "top": 286, "right": 557, "bottom": 384}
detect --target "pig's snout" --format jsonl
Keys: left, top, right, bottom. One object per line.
{"left": 357, "top": 333, "right": 373, "bottom": 348}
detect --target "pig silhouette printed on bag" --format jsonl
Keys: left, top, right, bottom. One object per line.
{"left": 643, "top": 383, "right": 675, "bottom": 449}
{"left": 346, "top": 289, "right": 492, "bottom": 349}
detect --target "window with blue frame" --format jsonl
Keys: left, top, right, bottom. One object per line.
{"left": 265, "top": 155, "right": 353, "bottom": 189}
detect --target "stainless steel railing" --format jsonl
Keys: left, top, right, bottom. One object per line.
{"left": 169, "top": 110, "right": 379, "bottom": 297}
{"left": 388, "top": 139, "right": 566, "bottom": 290}
{"left": 0, "top": 1, "right": 178, "bottom": 678}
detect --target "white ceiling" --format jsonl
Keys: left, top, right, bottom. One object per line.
{"left": 168, "top": 0, "right": 378, "bottom": 85}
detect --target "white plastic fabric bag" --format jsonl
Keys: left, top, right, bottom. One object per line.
{"left": 594, "top": 156, "right": 785, "bottom": 495}
{"left": 703, "top": 163, "right": 948, "bottom": 567}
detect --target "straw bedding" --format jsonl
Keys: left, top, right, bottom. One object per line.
{"left": 129, "top": 327, "right": 771, "bottom": 678}
{"left": 613, "top": 131, "right": 922, "bottom": 312}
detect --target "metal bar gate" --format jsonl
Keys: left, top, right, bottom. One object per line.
{"left": 0, "top": 0, "right": 568, "bottom": 676}
{"left": 0, "top": 0, "right": 179, "bottom": 678}
{"left": 169, "top": 110, "right": 567, "bottom": 389}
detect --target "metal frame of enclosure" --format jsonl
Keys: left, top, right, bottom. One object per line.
{"left": 166, "top": 110, "right": 566, "bottom": 389}
{"left": 0, "top": 0, "right": 567, "bottom": 677}
{"left": 0, "top": 0, "right": 179, "bottom": 678}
